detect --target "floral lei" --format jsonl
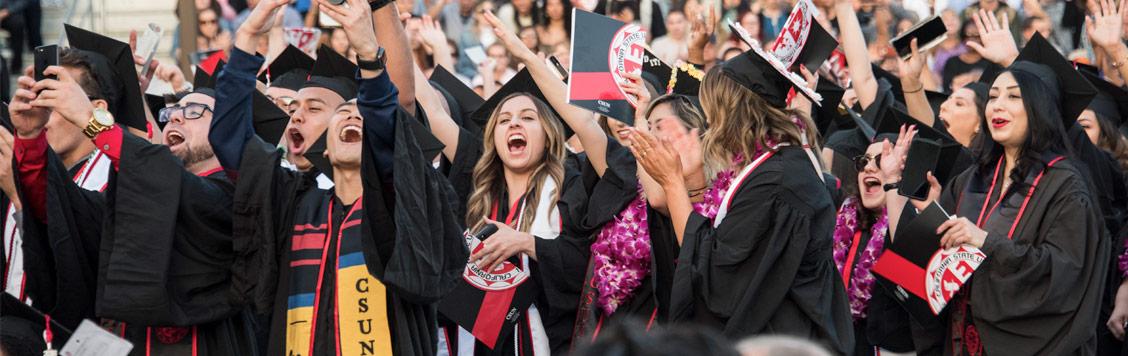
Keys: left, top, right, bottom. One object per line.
{"left": 590, "top": 153, "right": 746, "bottom": 315}
{"left": 1118, "top": 238, "right": 1128, "bottom": 279}
{"left": 831, "top": 196, "right": 889, "bottom": 320}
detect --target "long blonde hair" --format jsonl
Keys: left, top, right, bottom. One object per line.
{"left": 698, "top": 65, "right": 820, "bottom": 176}
{"left": 466, "top": 93, "right": 568, "bottom": 232}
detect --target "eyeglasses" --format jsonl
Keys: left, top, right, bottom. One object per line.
{"left": 159, "top": 103, "right": 213, "bottom": 123}
{"left": 852, "top": 153, "right": 882, "bottom": 172}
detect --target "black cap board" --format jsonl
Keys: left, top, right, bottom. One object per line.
{"left": 791, "top": 21, "right": 839, "bottom": 74}
{"left": 725, "top": 20, "right": 822, "bottom": 106}
{"left": 1081, "top": 71, "right": 1128, "bottom": 126}
{"left": 640, "top": 48, "right": 673, "bottom": 95}
{"left": 1011, "top": 33, "right": 1097, "bottom": 127}
{"left": 192, "top": 62, "right": 224, "bottom": 97}
{"left": 866, "top": 90, "right": 969, "bottom": 189}
{"left": 813, "top": 79, "right": 847, "bottom": 136}
{"left": 469, "top": 68, "right": 572, "bottom": 138}
{"left": 146, "top": 93, "right": 175, "bottom": 131}
{"left": 252, "top": 89, "right": 291, "bottom": 146}
{"left": 925, "top": 90, "right": 948, "bottom": 118}
{"left": 871, "top": 64, "right": 905, "bottom": 104}
{"left": 304, "top": 133, "right": 332, "bottom": 180}
{"left": 258, "top": 45, "right": 315, "bottom": 91}
{"left": 430, "top": 65, "right": 485, "bottom": 130}
{"left": 669, "top": 63, "right": 703, "bottom": 96}
{"left": 303, "top": 45, "right": 358, "bottom": 100}
{"left": 1074, "top": 61, "right": 1101, "bottom": 78}
{"left": 64, "top": 24, "right": 147, "bottom": 131}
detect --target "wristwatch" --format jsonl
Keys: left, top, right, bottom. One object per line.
{"left": 357, "top": 48, "right": 386, "bottom": 71}
{"left": 83, "top": 108, "right": 115, "bottom": 139}
{"left": 883, "top": 181, "right": 900, "bottom": 192}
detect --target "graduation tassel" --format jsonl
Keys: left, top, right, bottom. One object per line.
{"left": 43, "top": 314, "right": 57, "bottom": 356}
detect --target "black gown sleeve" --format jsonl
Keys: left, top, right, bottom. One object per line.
{"left": 95, "top": 133, "right": 239, "bottom": 326}
{"left": 357, "top": 71, "right": 469, "bottom": 304}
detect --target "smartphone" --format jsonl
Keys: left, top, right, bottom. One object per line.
{"left": 548, "top": 56, "right": 569, "bottom": 79}
{"left": 34, "top": 45, "right": 59, "bottom": 82}
{"left": 890, "top": 15, "right": 948, "bottom": 60}
{"left": 136, "top": 23, "right": 163, "bottom": 77}
{"left": 898, "top": 137, "right": 941, "bottom": 201}
{"left": 464, "top": 46, "right": 487, "bottom": 65}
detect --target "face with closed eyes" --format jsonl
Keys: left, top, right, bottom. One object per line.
{"left": 648, "top": 102, "right": 703, "bottom": 175}
{"left": 285, "top": 87, "right": 346, "bottom": 170}
{"left": 1077, "top": 109, "right": 1101, "bottom": 146}
{"left": 985, "top": 72, "right": 1029, "bottom": 149}
{"left": 939, "top": 88, "right": 981, "bottom": 147}
{"left": 327, "top": 101, "right": 363, "bottom": 169}
{"left": 492, "top": 95, "right": 549, "bottom": 174}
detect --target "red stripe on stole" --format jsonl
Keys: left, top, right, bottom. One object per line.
{"left": 340, "top": 218, "right": 362, "bottom": 230}
{"left": 293, "top": 223, "right": 328, "bottom": 232}
{"left": 290, "top": 259, "right": 321, "bottom": 267}
{"left": 471, "top": 287, "right": 519, "bottom": 348}
{"left": 291, "top": 232, "right": 326, "bottom": 251}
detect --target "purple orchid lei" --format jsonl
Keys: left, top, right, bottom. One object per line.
{"left": 591, "top": 186, "right": 651, "bottom": 315}
{"left": 831, "top": 197, "right": 889, "bottom": 320}
{"left": 1119, "top": 238, "right": 1128, "bottom": 278}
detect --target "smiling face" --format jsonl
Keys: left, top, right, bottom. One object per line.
{"left": 163, "top": 93, "right": 217, "bottom": 166}
{"left": 939, "top": 88, "right": 981, "bottom": 147}
{"left": 285, "top": 87, "right": 346, "bottom": 170}
{"left": 492, "top": 95, "right": 550, "bottom": 174}
{"left": 1078, "top": 109, "right": 1102, "bottom": 146}
{"left": 857, "top": 142, "right": 885, "bottom": 210}
{"left": 606, "top": 117, "right": 631, "bottom": 145}
{"left": 986, "top": 72, "right": 1029, "bottom": 150}
{"left": 327, "top": 101, "right": 363, "bottom": 169}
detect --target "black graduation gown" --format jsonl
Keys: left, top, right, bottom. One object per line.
{"left": 668, "top": 146, "right": 855, "bottom": 354}
{"left": 233, "top": 106, "right": 467, "bottom": 356}
{"left": 842, "top": 228, "right": 915, "bottom": 356}
{"left": 439, "top": 128, "right": 593, "bottom": 355}
{"left": 96, "top": 133, "right": 255, "bottom": 355}
{"left": 938, "top": 155, "right": 1108, "bottom": 355}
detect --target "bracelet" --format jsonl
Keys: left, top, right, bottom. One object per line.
{"left": 1114, "top": 54, "right": 1128, "bottom": 69}
{"left": 904, "top": 82, "right": 924, "bottom": 94}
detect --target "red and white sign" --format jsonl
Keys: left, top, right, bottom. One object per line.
{"left": 769, "top": 0, "right": 818, "bottom": 68}
{"left": 925, "top": 245, "right": 986, "bottom": 314}
{"left": 609, "top": 23, "right": 648, "bottom": 107}
{"left": 285, "top": 27, "right": 323, "bottom": 57}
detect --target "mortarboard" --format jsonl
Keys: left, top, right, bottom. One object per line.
{"left": 812, "top": 79, "right": 846, "bottom": 136}
{"left": 871, "top": 64, "right": 905, "bottom": 104}
{"left": 191, "top": 61, "right": 224, "bottom": 97}
{"left": 303, "top": 45, "right": 358, "bottom": 100}
{"left": 258, "top": 45, "right": 314, "bottom": 91}
{"left": 469, "top": 68, "right": 572, "bottom": 138}
{"left": 721, "top": 48, "right": 822, "bottom": 109}
{"left": 789, "top": 22, "right": 839, "bottom": 74}
{"left": 1010, "top": 33, "right": 1097, "bottom": 127}
{"left": 146, "top": 93, "right": 176, "bottom": 131}
{"left": 64, "top": 24, "right": 147, "bottom": 131}
{"left": 866, "top": 92, "right": 970, "bottom": 188}
{"left": 430, "top": 65, "right": 485, "bottom": 131}
{"left": 640, "top": 49, "right": 673, "bottom": 95}
{"left": 1081, "top": 71, "right": 1128, "bottom": 127}
{"left": 669, "top": 63, "right": 704, "bottom": 96}
{"left": 252, "top": 89, "right": 291, "bottom": 146}
{"left": 1073, "top": 61, "right": 1101, "bottom": 78}
{"left": 304, "top": 133, "right": 332, "bottom": 180}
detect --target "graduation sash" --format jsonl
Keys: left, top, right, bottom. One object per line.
{"left": 3, "top": 149, "right": 109, "bottom": 301}
{"left": 713, "top": 149, "right": 777, "bottom": 227}
{"left": 285, "top": 195, "right": 393, "bottom": 356}
{"left": 439, "top": 177, "right": 560, "bottom": 356}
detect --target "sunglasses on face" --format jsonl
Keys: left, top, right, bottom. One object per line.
{"left": 159, "top": 103, "right": 213, "bottom": 123}
{"left": 853, "top": 153, "right": 882, "bottom": 172}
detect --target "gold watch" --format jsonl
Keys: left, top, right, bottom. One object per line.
{"left": 83, "top": 108, "right": 115, "bottom": 138}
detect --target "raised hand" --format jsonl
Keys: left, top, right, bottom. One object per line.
{"left": 619, "top": 72, "right": 652, "bottom": 130}
{"left": 239, "top": 0, "right": 288, "bottom": 36}
{"left": 688, "top": 5, "right": 716, "bottom": 64}
{"left": 879, "top": 124, "right": 917, "bottom": 183}
{"left": 9, "top": 71, "right": 50, "bottom": 139}
{"left": 482, "top": 10, "right": 536, "bottom": 63}
{"left": 155, "top": 63, "right": 189, "bottom": 93}
{"left": 128, "top": 29, "right": 161, "bottom": 92}
{"left": 909, "top": 171, "right": 943, "bottom": 211}
{"left": 418, "top": 15, "right": 448, "bottom": 49}
{"left": 318, "top": 0, "right": 381, "bottom": 59}
{"left": 966, "top": 9, "right": 1018, "bottom": 66}
{"left": 29, "top": 66, "right": 97, "bottom": 130}
{"left": 1086, "top": 0, "right": 1126, "bottom": 50}
{"left": 897, "top": 38, "right": 927, "bottom": 86}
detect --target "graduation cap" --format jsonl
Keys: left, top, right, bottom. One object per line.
{"left": 64, "top": 24, "right": 147, "bottom": 131}
{"left": 469, "top": 68, "right": 572, "bottom": 138}
{"left": 251, "top": 89, "right": 291, "bottom": 145}
{"left": 1010, "top": 33, "right": 1097, "bottom": 126}
{"left": 258, "top": 45, "right": 314, "bottom": 91}
{"left": 304, "top": 133, "right": 332, "bottom": 180}
{"left": 925, "top": 90, "right": 948, "bottom": 118}
{"left": 1081, "top": 71, "right": 1128, "bottom": 127}
{"left": 191, "top": 61, "right": 224, "bottom": 97}
{"left": 1074, "top": 61, "right": 1101, "bottom": 78}
{"left": 812, "top": 79, "right": 846, "bottom": 136}
{"left": 871, "top": 64, "right": 905, "bottom": 104}
{"left": 866, "top": 90, "right": 970, "bottom": 190}
{"left": 1, "top": 293, "right": 74, "bottom": 343}
{"left": 146, "top": 93, "right": 177, "bottom": 130}
{"left": 669, "top": 63, "right": 703, "bottom": 96}
{"left": 640, "top": 49, "right": 673, "bottom": 95}
{"left": 303, "top": 45, "right": 358, "bottom": 100}
{"left": 721, "top": 47, "right": 822, "bottom": 109}
{"left": 430, "top": 65, "right": 485, "bottom": 130}
{"left": 789, "top": 22, "right": 838, "bottom": 74}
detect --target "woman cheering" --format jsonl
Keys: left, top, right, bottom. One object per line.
{"left": 631, "top": 48, "right": 854, "bottom": 354}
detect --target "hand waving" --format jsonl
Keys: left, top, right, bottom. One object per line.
{"left": 966, "top": 9, "right": 1018, "bottom": 66}
{"left": 1086, "top": 0, "right": 1127, "bottom": 50}
{"left": 879, "top": 124, "right": 917, "bottom": 183}
{"left": 482, "top": 10, "right": 536, "bottom": 63}
{"left": 688, "top": 5, "right": 716, "bottom": 64}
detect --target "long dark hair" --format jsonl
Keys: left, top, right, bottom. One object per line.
{"left": 970, "top": 69, "right": 1072, "bottom": 191}
{"left": 1094, "top": 113, "right": 1128, "bottom": 172}
{"left": 539, "top": 0, "right": 573, "bottom": 35}
{"left": 511, "top": 0, "right": 544, "bottom": 28}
